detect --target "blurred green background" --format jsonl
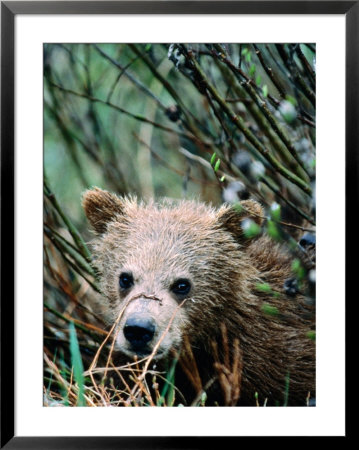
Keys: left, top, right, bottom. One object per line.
{"left": 44, "top": 43, "right": 315, "bottom": 236}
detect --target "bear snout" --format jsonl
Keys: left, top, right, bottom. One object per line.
{"left": 123, "top": 314, "right": 156, "bottom": 352}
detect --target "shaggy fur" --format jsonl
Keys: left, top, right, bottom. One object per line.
{"left": 83, "top": 187, "right": 315, "bottom": 406}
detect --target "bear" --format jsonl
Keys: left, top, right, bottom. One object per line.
{"left": 82, "top": 187, "right": 315, "bottom": 406}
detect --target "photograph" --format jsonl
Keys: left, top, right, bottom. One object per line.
{"left": 43, "top": 42, "right": 317, "bottom": 408}
{"left": 2, "top": 1, "right": 354, "bottom": 444}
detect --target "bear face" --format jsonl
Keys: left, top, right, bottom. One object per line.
{"left": 83, "top": 188, "right": 263, "bottom": 362}
{"left": 83, "top": 188, "right": 315, "bottom": 405}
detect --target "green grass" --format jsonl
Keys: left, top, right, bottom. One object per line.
{"left": 69, "top": 321, "right": 86, "bottom": 406}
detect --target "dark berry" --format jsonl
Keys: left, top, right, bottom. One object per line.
{"left": 284, "top": 277, "right": 298, "bottom": 297}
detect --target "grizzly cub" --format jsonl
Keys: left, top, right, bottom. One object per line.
{"left": 83, "top": 187, "right": 315, "bottom": 406}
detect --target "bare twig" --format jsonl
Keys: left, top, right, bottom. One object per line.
{"left": 181, "top": 48, "right": 312, "bottom": 196}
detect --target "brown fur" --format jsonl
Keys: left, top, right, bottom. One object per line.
{"left": 83, "top": 187, "right": 315, "bottom": 406}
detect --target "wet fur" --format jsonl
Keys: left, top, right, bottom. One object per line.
{"left": 83, "top": 188, "right": 315, "bottom": 405}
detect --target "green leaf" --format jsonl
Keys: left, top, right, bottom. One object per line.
{"left": 220, "top": 175, "right": 226, "bottom": 182}
{"left": 261, "top": 303, "right": 279, "bottom": 316}
{"left": 214, "top": 159, "right": 221, "bottom": 172}
{"left": 306, "top": 330, "right": 316, "bottom": 341}
{"left": 267, "top": 220, "right": 281, "bottom": 241}
{"left": 256, "top": 282, "right": 272, "bottom": 293}
{"left": 270, "top": 202, "right": 281, "bottom": 222}
{"left": 200, "top": 392, "right": 207, "bottom": 406}
{"left": 292, "top": 259, "right": 306, "bottom": 280}
{"left": 242, "top": 219, "right": 261, "bottom": 239}
{"left": 233, "top": 203, "right": 243, "bottom": 213}
{"left": 158, "top": 357, "right": 178, "bottom": 407}
{"left": 262, "top": 84, "right": 268, "bottom": 97}
{"left": 255, "top": 75, "right": 261, "bottom": 86}
{"left": 69, "top": 321, "right": 85, "bottom": 406}
{"left": 279, "top": 100, "right": 297, "bottom": 123}
{"left": 210, "top": 152, "right": 217, "bottom": 166}
{"left": 285, "top": 94, "right": 298, "bottom": 106}
{"left": 249, "top": 64, "right": 256, "bottom": 77}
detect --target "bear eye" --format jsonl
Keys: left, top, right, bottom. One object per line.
{"left": 119, "top": 272, "right": 134, "bottom": 290}
{"left": 171, "top": 278, "right": 191, "bottom": 296}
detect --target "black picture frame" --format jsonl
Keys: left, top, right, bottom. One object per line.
{"left": 1, "top": 1, "right": 355, "bottom": 447}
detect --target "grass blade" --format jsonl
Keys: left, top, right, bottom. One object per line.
{"left": 69, "top": 321, "right": 86, "bottom": 406}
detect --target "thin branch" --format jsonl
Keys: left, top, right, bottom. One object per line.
{"left": 294, "top": 44, "right": 316, "bottom": 90}
{"left": 133, "top": 133, "right": 218, "bottom": 187}
{"left": 48, "top": 81, "right": 204, "bottom": 143}
{"left": 93, "top": 44, "right": 167, "bottom": 111}
{"left": 44, "top": 178, "right": 92, "bottom": 264}
{"left": 213, "top": 44, "right": 310, "bottom": 178}
{"left": 275, "top": 44, "right": 316, "bottom": 107}
{"left": 44, "top": 302, "right": 103, "bottom": 343}
{"left": 182, "top": 48, "right": 312, "bottom": 196}
{"left": 253, "top": 44, "right": 287, "bottom": 98}
{"left": 260, "top": 175, "right": 315, "bottom": 226}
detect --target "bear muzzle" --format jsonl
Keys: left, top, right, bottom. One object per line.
{"left": 116, "top": 292, "right": 184, "bottom": 360}
{"left": 123, "top": 314, "right": 156, "bottom": 353}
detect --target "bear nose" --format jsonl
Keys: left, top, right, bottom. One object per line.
{"left": 123, "top": 315, "right": 156, "bottom": 350}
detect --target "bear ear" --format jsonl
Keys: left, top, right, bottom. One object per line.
{"left": 82, "top": 187, "right": 124, "bottom": 234}
{"left": 218, "top": 199, "right": 264, "bottom": 243}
